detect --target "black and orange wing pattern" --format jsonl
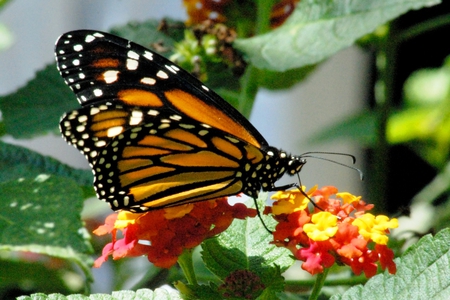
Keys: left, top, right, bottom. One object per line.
{"left": 56, "top": 30, "right": 305, "bottom": 212}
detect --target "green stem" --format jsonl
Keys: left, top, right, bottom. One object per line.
{"left": 371, "top": 25, "right": 396, "bottom": 211}
{"left": 237, "top": 0, "right": 275, "bottom": 117}
{"left": 239, "top": 65, "right": 260, "bottom": 118}
{"left": 178, "top": 248, "right": 198, "bottom": 285}
{"left": 309, "top": 268, "right": 330, "bottom": 300}
{"left": 255, "top": 0, "right": 275, "bottom": 35}
{"left": 285, "top": 274, "right": 367, "bottom": 288}
{"left": 398, "top": 13, "right": 450, "bottom": 43}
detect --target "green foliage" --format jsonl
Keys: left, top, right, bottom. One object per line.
{"left": 201, "top": 210, "right": 293, "bottom": 298}
{"left": 0, "top": 141, "right": 92, "bottom": 187}
{"left": 234, "top": 0, "right": 441, "bottom": 71}
{"left": 387, "top": 56, "right": 450, "bottom": 168}
{"left": 110, "top": 19, "right": 185, "bottom": 55}
{"left": 17, "top": 288, "right": 182, "bottom": 300}
{"left": 0, "top": 259, "right": 78, "bottom": 297}
{"left": 0, "top": 64, "right": 77, "bottom": 139}
{"left": 0, "top": 175, "right": 93, "bottom": 277}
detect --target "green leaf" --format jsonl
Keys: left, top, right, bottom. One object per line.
{"left": 201, "top": 196, "right": 294, "bottom": 297}
{"left": 331, "top": 228, "right": 450, "bottom": 300}
{"left": 0, "top": 64, "right": 77, "bottom": 139}
{"left": 0, "top": 175, "right": 93, "bottom": 276}
{"left": 110, "top": 19, "right": 186, "bottom": 57}
{"left": 403, "top": 68, "right": 450, "bottom": 106}
{"left": 307, "top": 110, "right": 378, "bottom": 146}
{"left": 17, "top": 288, "right": 182, "bottom": 300}
{"left": 175, "top": 281, "right": 222, "bottom": 300}
{"left": 0, "top": 140, "right": 92, "bottom": 187}
{"left": 0, "top": 259, "right": 78, "bottom": 295}
{"left": 259, "top": 65, "right": 317, "bottom": 90}
{"left": 386, "top": 107, "right": 435, "bottom": 144}
{"left": 234, "top": 0, "right": 441, "bottom": 71}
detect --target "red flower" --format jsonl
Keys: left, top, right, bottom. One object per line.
{"left": 94, "top": 198, "right": 256, "bottom": 268}
{"left": 297, "top": 241, "right": 335, "bottom": 275}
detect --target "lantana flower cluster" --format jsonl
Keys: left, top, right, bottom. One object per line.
{"left": 266, "top": 186, "right": 398, "bottom": 278}
{"left": 93, "top": 197, "right": 256, "bottom": 268}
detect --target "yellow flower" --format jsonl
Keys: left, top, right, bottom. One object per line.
{"left": 271, "top": 186, "right": 316, "bottom": 215}
{"left": 114, "top": 211, "right": 140, "bottom": 229}
{"left": 303, "top": 212, "right": 338, "bottom": 241}
{"left": 352, "top": 213, "right": 399, "bottom": 245}
{"left": 336, "top": 192, "right": 361, "bottom": 204}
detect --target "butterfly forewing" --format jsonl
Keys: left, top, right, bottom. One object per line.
{"left": 55, "top": 30, "right": 267, "bottom": 148}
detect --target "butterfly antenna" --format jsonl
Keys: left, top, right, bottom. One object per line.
{"left": 300, "top": 151, "right": 364, "bottom": 180}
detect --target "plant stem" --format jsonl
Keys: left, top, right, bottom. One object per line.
{"left": 371, "top": 25, "right": 396, "bottom": 211}
{"left": 309, "top": 268, "right": 329, "bottom": 300}
{"left": 237, "top": 0, "right": 275, "bottom": 117}
{"left": 255, "top": 0, "right": 275, "bottom": 35}
{"left": 285, "top": 274, "right": 367, "bottom": 287}
{"left": 178, "top": 248, "right": 198, "bottom": 286}
{"left": 239, "top": 65, "right": 260, "bottom": 117}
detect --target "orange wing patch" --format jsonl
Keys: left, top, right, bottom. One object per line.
{"left": 165, "top": 89, "right": 261, "bottom": 147}
{"left": 92, "top": 58, "right": 120, "bottom": 68}
{"left": 118, "top": 89, "right": 164, "bottom": 107}
{"left": 161, "top": 151, "right": 239, "bottom": 168}
{"left": 164, "top": 129, "right": 207, "bottom": 148}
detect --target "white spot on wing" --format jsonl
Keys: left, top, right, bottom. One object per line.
{"left": 165, "top": 65, "right": 177, "bottom": 74}
{"left": 107, "top": 126, "right": 124, "bottom": 137}
{"left": 93, "top": 89, "right": 103, "bottom": 97}
{"left": 85, "top": 34, "right": 96, "bottom": 43}
{"left": 127, "top": 50, "right": 139, "bottom": 60}
{"left": 130, "top": 110, "right": 143, "bottom": 125}
{"left": 140, "top": 77, "right": 156, "bottom": 85}
{"left": 143, "top": 51, "right": 153, "bottom": 60}
{"left": 103, "top": 70, "right": 119, "bottom": 83}
{"left": 156, "top": 70, "right": 168, "bottom": 79}
{"left": 126, "top": 59, "right": 138, "bottom": 70}
{"left": 73, "top": 44, "right": 83, "bottom": 52}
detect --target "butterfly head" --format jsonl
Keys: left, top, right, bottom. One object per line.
{"left": 286, "top": 154, "right": 307, "bottom": 176}
{"left": 264, "top": 147, "right": 307, "bottom": 180}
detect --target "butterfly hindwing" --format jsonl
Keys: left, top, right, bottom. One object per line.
{"left": 92, "top": 112, "right": 268, "bottom": 212}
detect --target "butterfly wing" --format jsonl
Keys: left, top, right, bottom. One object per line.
{"left": 56, "top": 30, "right": 273, "bottom": 211}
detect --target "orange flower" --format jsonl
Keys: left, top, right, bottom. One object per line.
{"left": 94, "top": 197, "right": 256, "bottom": 268}
{"left": 267, "top": 186, "right": 398, "bottom": 278}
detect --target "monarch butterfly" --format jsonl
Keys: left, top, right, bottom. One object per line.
{"left": 56, "top": 30, "right": 305, "bottom": 213}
